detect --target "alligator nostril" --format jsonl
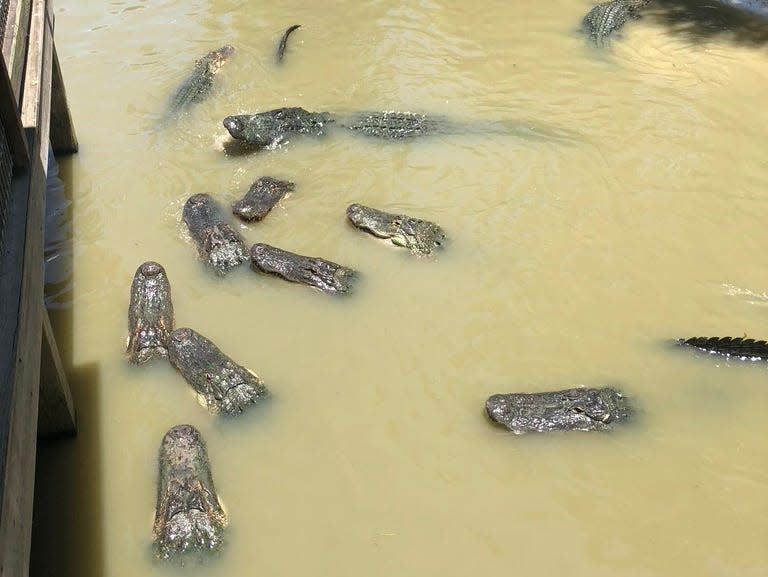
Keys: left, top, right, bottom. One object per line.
{"left": 140, "top": 261, "right": 163, "bottom": 277}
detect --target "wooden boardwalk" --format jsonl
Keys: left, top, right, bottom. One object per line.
{"left": 0, "top": 0, "right": 78, "bottom": 575}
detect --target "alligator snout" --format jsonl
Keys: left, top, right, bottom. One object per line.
{"left": 345, "top": 203, "right": 365, "bottom": 224}
{"left": 139, "top": 261, "right": 164, "bottom": 277}
{"left": 223, "top": 116, "right": 245, "bottom": 139}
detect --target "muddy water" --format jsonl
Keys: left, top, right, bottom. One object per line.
{"left": 33, "top": 0, "right": 768, "bottom": 575}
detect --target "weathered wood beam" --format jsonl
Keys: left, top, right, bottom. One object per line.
{"left": 20, "top": 0, "right": 45, "bottom": 136}
{"left": 0, "top": 0, "right": 52, "bottom": 572}
{"left": 0, "top": 144, "right": 46, "bottom": 577}
{"left": 1, "top": 0, "right": 31, "bottom": 101}
{"left": 38, "top": 310, "right": 76, "bottom": 438}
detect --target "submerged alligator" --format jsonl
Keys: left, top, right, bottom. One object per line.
{"left": 224, "top": 108, "right": 449, "bottom": 148}
{"left": 182, "top": 193, "right": 248, "bottom": 275}
{"left": 222, "top": 108, "right": 441, "bottom": 148}
{"left": 222, "top": 107, "right": 562, "bottom": 149}
{"left": 582, "top": 0, "right": 651, "bottom": 46}
{"left": 486, "top": 387, "right": 632, "bottom": 434}
{"left": 677, "top": 336, "right": 768, "bottom": 361}
{"left": 154, "top": 425, "right": 227, "bottom": 560}
{"left": 126, "top": 261, "right": 174, "bottom": 364}
{"left": 275, "top": 24, "right": 301, "bottom": 64}
{"left": 251, "top": 243, "right": 356, "bottom": 294}
{"left": 168, "top": 327, "right": 269, "bottom": 415}
{"left": 222, "top": 108, "right": 573, "bottom": 150}
{"left": 166, "top": 45, "right": 235, "bottom": 118}
{"left": 232, "top": 176, "right": 295, "bottom": 222}
{"left": 346, "top": 204, "right": 445, "bottom": 257}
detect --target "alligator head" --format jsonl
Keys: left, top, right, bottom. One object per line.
{"left": 486, "top": 387, "right": 632, "bottom": 434}
{"left": 126, "top": 261, "right": 174, "bottom": 364}
{"left": 346, "top": 203, "right": 445, "bottom": 256}
{"left": 153, "top": 425, "right": 227, "bottom": 560}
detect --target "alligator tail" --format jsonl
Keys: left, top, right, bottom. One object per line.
{"left": 678, "top": 336, "right": 768, "bottom": 360}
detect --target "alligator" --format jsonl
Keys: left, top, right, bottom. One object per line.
{"left": 582, "top": 0, "right": 652, "bottom": 46}
{"left": 126, "top": 261, "right": 175, "bottom": 364}
{"left": 222, "top": 108, "right": 576, "bottom": 150}
{"left": 153, "top": 424, "right": 227, "bottom": 560}
{"left": 276, "top": 24, "right": 301, "bottom": 64}
{"left": 677, "top": 336, "right": 768, "bottom": 361}
{"left": 346, "top": 203, "right": 445, "bottom": 256}
{"left": 166, "top": 45, "right": 235, "bottom": 118}
{"left": 486, "top": 387, "right": 632, "bottom": 434}
{"left": 168, "top": 327, "right": 269, "bottom": 415}
{"left": 251, "top": 243, "right": 356, "bottom": 294}
{"left": 231, "top": 176, "right": 296, "bottom": 222}
{"left": 182, "top": 193, "right": 248, "bottom": 275}
{"left": 222, "top": 107, "right": 334, "bottom": 149}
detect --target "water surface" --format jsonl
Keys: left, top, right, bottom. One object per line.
{"left": 33, "top": 1, "right": 768, "bottom": 575}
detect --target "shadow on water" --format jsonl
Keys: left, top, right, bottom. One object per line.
{"left": 30, "top": 361, "right": 104, "bottom": 577}
{"left": 647, "top": 0, "right": 768, "bottom": 44}
{"left": 31, "top": 154, "right": 105, "bottom": 577}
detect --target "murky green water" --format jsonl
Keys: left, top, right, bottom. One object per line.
{"left": 32, "top": 1, "right": 768, "bottom": 575}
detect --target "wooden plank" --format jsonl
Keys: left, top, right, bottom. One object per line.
{"left": 0, "top": 149, "right": 44, "bottom": 577}
{"left": 0, "top": 0, "right": 52, "bottom": 572}
{"left": 49, "top": 42, "right": 77, "bottom": 155}
{"left": 20, "top": 0, "right": 45, "bottom": 130}
{"left": 38, "top": 309, "right": 76, "bottom": 438}
{"left": 1, "top": 0, "right": 31, "bottom": 101}
{"left": 35, "top": 5, "right": 73, "bottom": 439}
{"left": 0, "top": 169, "right": 32, "bottom": 577}
{"left": 0, "top": 51, "right": 28, "bottom": 167}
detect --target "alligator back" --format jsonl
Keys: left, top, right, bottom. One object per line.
{"left": 678, "top": 336, "right": 768, "bottom": 361}
{"left": 166, "top": 45, "right": 235, "bottom": 117}
{"left": 343, "top": 111, "right": 446, "bottom": 140}
{"left": 582, "top": 0, "right": 651, "bottom": 46}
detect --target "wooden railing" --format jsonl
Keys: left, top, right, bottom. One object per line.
{"left": 0, "top": 0, "right": 77, "bottom": 575}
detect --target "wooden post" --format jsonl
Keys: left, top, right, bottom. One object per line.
{"left": 38, "top": 310, "right": 76, "bottom": 438}
{"left": 0, "top": 152, "right": 45, "bottom": 577}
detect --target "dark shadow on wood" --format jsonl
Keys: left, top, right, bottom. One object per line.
{"left": 38, "top": 309, "right": 76, "bottom": 438}
{"left": 49, "top": 43, "right": 77, "bottom": 155}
